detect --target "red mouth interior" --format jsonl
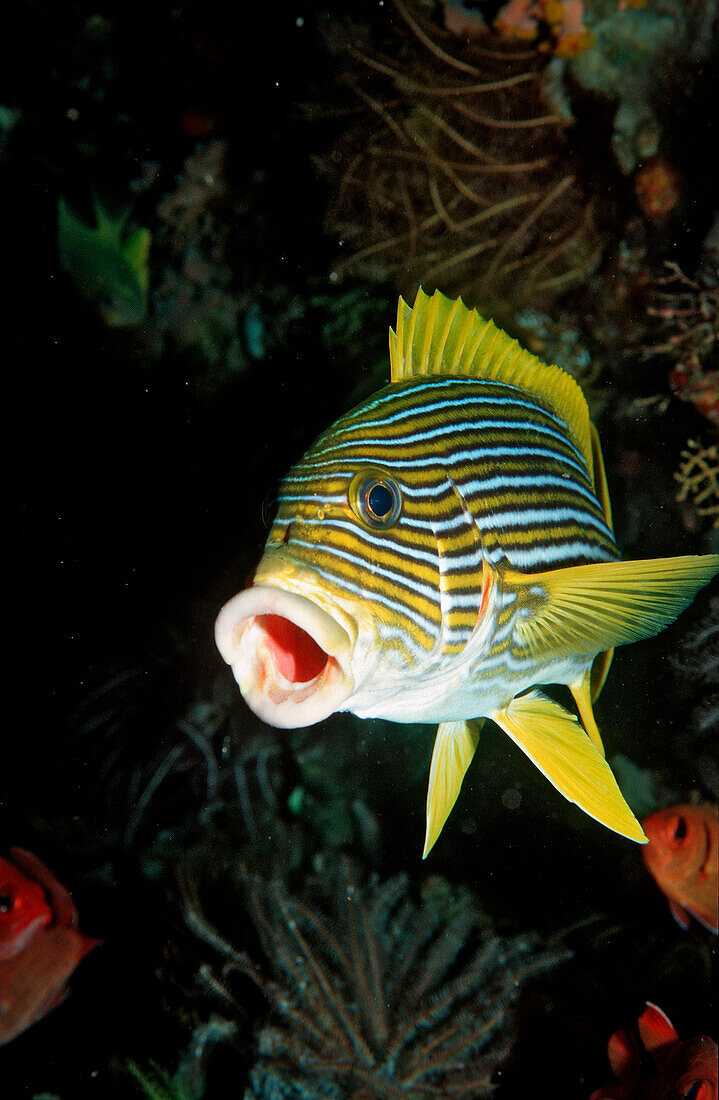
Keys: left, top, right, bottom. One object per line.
{"left": 257, "top": 614, "right": 329, "bottom": 684}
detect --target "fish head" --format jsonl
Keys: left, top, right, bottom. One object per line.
{"left": 96, "top": 276, "right": 147, "bottom": 328}
{"left": 215, "top": 382, "right": 495, "bottom": 728}
{"left": 0, "top": 857, "right": 53, "bottom": 961}
{"left": 642, "top": 805, "right": 709, "bottom": 884}
{"left": 657, "top": 1036, "right": 718, "bottom": 1100}
{"left": 57, "top": 198, "right": 149, "bottom": 327}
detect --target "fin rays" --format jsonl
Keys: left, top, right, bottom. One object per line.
{"left": 492, "top": 691, "right": 646, "bottom": 843}
{"left": 388, "top": 287, "right": 593, "bottom": 471}
{"left": 508, "top": 555, "right": 719, "bottom": 662}
{"left": 424, "top": 720, "right": 482, "bottom": 857}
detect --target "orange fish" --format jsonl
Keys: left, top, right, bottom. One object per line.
{"left": 642, "top": 803, "right": 718, "bottom": 933}
{"left": 0, "top": 848, "right": 100, "bottom": 1046}
{"left": 590, "top": 1002, "right": 718, "bottom": 1100}
{"left": 0, "top": 853, "right": 53, "bottom": 960}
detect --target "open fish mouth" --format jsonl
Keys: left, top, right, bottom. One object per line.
{"left": 214, "top": 585, "right": 355, "bottom": 728}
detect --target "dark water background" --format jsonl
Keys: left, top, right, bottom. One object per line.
{"left": 2, "top": 1, "right": 717, "bottom": 1097}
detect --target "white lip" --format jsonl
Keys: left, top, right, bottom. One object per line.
{"left": 214, "top": 585, "right": 354, "bottom": 728}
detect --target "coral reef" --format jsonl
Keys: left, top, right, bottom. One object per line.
{"left": 669, "top": 596, "right": 719, "bottom": 734}
{"left": 151, "top": 140, "right": 248, "bottom": 377}
{"left": 565, "top": 0, "right": 717, "bottom": 175}
{"left": 674, "top": 440, "right": 719, "bottom": 532}
{"left": 633, "top": 156, "right": 682, "bottom": 225}
{"left": 5, "top": 2, "right": 718, "bottom": 1096}
{"left": 493, "top": 0, "right": 594, "bottom": 58}
{"left": 182, "top": 858, "right": 569, "bottom": 1099}
{"left": 67, "top": 659, "right": 290, "bottom": 867}
{"left": 643, "top": 253, "right": 719, "bottom": 426}
{"left": 320, "top": 0, "right": 598, "bottom": 318}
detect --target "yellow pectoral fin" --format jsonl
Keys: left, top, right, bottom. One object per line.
{"left": 491, "top": 691, "right": 646, "bottom": 844}
{"left": 423, "top": 719, "right": 483, "bottom": 859}
{"left": 508, "top": 555, "right": 719, "bottom": 662}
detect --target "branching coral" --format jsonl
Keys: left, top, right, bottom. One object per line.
{"left": 183, "top": 859, "right": 569, "bottom": 1098}
{"left": 320, "top": 0, "right": 598, "bottom": 318}
{"left": 668, "top": 595, "right": 718, "bottom": 795}
{"left": 493, "top": 0, "right": 594, "bottom": 58}
{"left": 643, "top": 255, "right": 719, "bottom": 426}
{"left": 674, "top": 439, "right": 719, "bottom": 531}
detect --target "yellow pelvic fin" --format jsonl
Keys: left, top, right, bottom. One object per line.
{"left": 507, "top": 555, "right": 719, "bottom": 663}
{"left": 491, "top": 690, "right": 646, "bottom": 843}
{"left": 569, "top": 670, "right": 604, "bottom": 755}
{"left": 389, "top": 288, "right": 593, "bottom": 474}
{"left": 423, "top": 719, "right": 483, "bottom": 859}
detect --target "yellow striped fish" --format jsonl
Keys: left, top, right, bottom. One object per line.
{"left": 215, "top": 290, "right": 719, "bottom": 856}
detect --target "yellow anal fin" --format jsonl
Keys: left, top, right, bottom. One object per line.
{"left": 570, "top": 669, "right": 604, "bottom": 756}
{"left": 590, "top": 647, "right": 614, "bottom": 702}
{"left": 423, "top": 719, "right": 483, "bottom": 859}
{"left": 491, "top": 690, "right": 646, "bottom": 843}
{"left": 508, "top": 555, "right": 719, "bottom": 662}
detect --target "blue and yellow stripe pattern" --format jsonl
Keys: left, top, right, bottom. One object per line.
{"left": 217, "top": 288, "right": 719, "bottom": 856}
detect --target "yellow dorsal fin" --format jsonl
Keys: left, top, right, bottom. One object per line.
{"left": 506, "top": 554, "right": 719, "bottom": 663}
{"left": 423, "top": 719, "right": 483, "bottom": 859}
{"left": 389, "top": 288, "right": 593, "bottom": 474}
{"left": 586, "top": 425, "right": 615, "bottom": 697}
{"left": 491, "top": 690, "right": 646, "bottom": 843}
{"left": 590, "top": 422, "right": 613, "bottom": 532}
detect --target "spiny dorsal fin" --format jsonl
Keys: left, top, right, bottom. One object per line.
{"left": 389, "top": 288, "right": 593, "bottom": 475}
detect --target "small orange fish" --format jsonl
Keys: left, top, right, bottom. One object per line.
{"left": 0, "top": 848, "right": 100, "bottom": 1046}
{"left": 0, "top": 853, "right": 53, "bottom": 960}
{"left": 642, "top": 803, "right": 718, "bottom": 933}
{"left": 590, "top": 1002, "right": 718, "bottom": 1100}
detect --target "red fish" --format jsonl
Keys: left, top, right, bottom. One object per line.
{"left": 0, "top": 848, "right": 100, "bottom": 1046}
{"left": 642, "top": 803, "right": 718, "bottom": 933}
{"left": 590, "top": 1002, "right": 718, "bottom": 1100}
{"left": 0, "top": 854, "right": 53, "bottom": 960}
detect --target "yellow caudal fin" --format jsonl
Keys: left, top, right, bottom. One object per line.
{"left": 569, "top": 669, "right": 605, "bottom": 755}
{"left": 423, "top": 719, "right": 483, "bottom": 859}
{"left": 389, "top": 288, "right": 593, "bottom": 472}
{"left": 491, "top": 691, "right": 646, "bottom": 843}
{"left": 507, "top": 555, "right": 719, "bottom": 663}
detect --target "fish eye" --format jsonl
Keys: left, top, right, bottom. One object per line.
{"left": 682, "top": 1083, "right": 705, "bottom": 1100}
{"left": 0, "top": 890, "right": 15, "bottom": 913}
{"left": 349, "top": 469, "right": 402, "bottom": 529}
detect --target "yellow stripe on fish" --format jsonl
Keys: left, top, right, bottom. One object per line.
{"left": 215, "top": 289, "right": 719, "bottom": 855}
